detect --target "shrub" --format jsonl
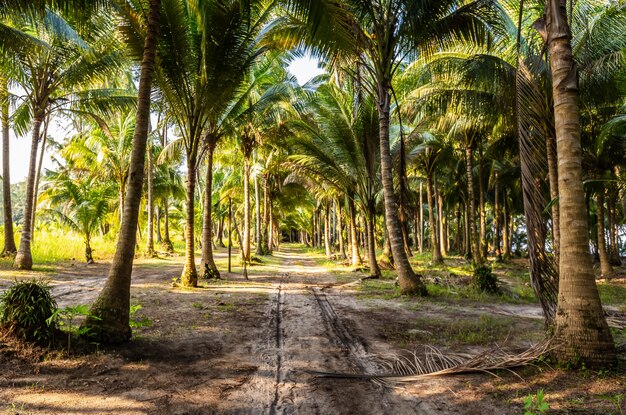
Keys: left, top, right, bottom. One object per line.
{"left": 0, "top": 279, "right": 57, "bottom": 344}
{"left": 473, "top": 264, "right": 498, "bottom": 294}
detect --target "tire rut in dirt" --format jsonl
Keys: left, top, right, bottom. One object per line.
{"left": 269, "top": 277, "right": 286, "bottom": 415}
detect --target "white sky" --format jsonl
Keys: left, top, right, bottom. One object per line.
{"left": 7, "top": 56, "right": 325, "bottom": 184}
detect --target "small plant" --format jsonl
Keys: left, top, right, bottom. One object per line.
{"left": 46, "top": 304, "right": 100, "bottom": 352}
{"left": 473, "top": 264, "right": 498, "bottom": 294}
{"left": 129, "top": 304, "right": 153, "bottom": 330}
{"left": 523, "top": 389, "right": 549, "bottom": 415}
{"left": 0, "top": 279, "right": 57, "bottom": 344}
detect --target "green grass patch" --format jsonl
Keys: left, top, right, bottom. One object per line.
{"left": 597, "top": 282, "right": 626, "bottom": 305}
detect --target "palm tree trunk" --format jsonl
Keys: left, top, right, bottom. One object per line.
{"left": 435, "top": 177, "right": 447, "bottom": 257}
{"left": 261, "top": 174, "right": 270, "bottom": 253}
{"left": 243, "top": 155, "right": 251, "bottom": 261}
{"left": 146, "top": 143, "right": 155, "bottom": 256}
{"left": 478, "top": 148, "right": 487, "bottom": 259}
{"left": 337, "top": 199, "right": 346, "bottom": 260}
{"left": 465, "top": 144, "right": 482, "bottom": 265}
{"left": 596, "top": 189, "right": 613, "bottom": 277}
{"left": 543, "top": 0, "right": 615, "bottom": 367}
{"left": 30, "top": 114, "right": 49, "bottom": 236}
{"left": 155, "top": 205, "right": 162, "bottom": 243}
{"left": 494, "top": 175, "right": 502, "bottom": 261}
{"left": 607, "top": 190, "right": 621, "bottom": 265}
{"left": 14, "top": 109, "right": 43, "bottom": 270}
{"left": 347, "top": 196, "right": 362, "bottom": 267}
{"left": 502, "top": 187, "right": 510, "bottom": 258}
{"left": 182, "top": 156, "right": 198, "bottom": 287}
{"left": 366, "top": 198, "right": 381, "bottom": 278}
{"left": 1, "top": 80, "right": 16, "bottom": 256}
{"left": 427, "top": 175, "right": 442, "bottom": 263}
{"left": 377, "top": 87, "right": 425, "bottom": 294}
{"left": 201, "top": 143, "right": 219, "bottom": 278}
{"left": 85, "top": 0, "right": 160, "bottom": 343}
{"left": 324, "top": 201, "right": 331, "bottom": 258}
{"left": 163, "top": 197, "right": 173, "bottom": 252}
{"left": 254, "top": 173, "right": 263, "bottom": 256}
{"left": 418, "top": 181, "right": 424, "bottom": 253}
{"left": 85, "top": 234, "right": 94, "bottom": 264}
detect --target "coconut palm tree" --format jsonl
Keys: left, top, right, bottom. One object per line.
{"left": 1, "top": 6, "right": 128, "bottom": 270}
{"left": 537, "top": 0, "right": 616, "bottom": 367}
{"left": 0, "top": 77, "right": 16, "bottom": 256}
{"left": 39, "top": 173, "right": 114, "bottom": 263}
{"left": 84, "top": 0, "right": 161, "bottom": 343}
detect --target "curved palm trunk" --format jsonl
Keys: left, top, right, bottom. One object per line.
{"left": 347, "top": 197, "right": 362, "bottom": 267}
{"left": 378, "top": 90, "right": 425, "bottom": 295}
{"left": 85, "top": 0, "right": 160, "bottom": 343}
{"left": 201, "top": 145, "right": 219, "bottom": 279}
{"left": 1, "top": 82, "right": 16, "bottom": 256}
{"left": 14, "top": 109, "right": 43, "bottom": 270}
{"left": 427, "top": 175, "right": 442, "bottom": 263}
{"left": 155, "top": 205, "right": 162, "bottom": 243}
{"left": 181, "top": 158, "right": 198, "bottom": 286}
{"left": 596, "top": 189, "right": 613, "bottom": 277}
{"left": 465, "top": 144, "right": 481, "bottom": 266}
{"left": 544, "top": 0, "right": 615, "bottom": 367}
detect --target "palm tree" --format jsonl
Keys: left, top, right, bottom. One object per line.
{"left": 40, "top": 173, "right": 114, "bottom": 263}
{"left": 538, "top": 0, "right": 616, "bottom": 367}
{"left": 2, "top": 6, "right": 127, "bottom": 269}
{"left": 84, "top": 0, "right": 161, "bottom": 343}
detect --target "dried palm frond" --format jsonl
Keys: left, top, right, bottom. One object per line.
{"left": 305, "top": 340, "right": 554, "bottom": 385}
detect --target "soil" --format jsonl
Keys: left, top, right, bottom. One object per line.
{"left": 0, "top": 245, "right": 624, "bottom": 415}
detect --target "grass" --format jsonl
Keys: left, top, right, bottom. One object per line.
{"left": 382, "top": 314, "right": 537, "bottom": 348}
{"left": 597, "top": 282, "right": 626, "bottom": 306}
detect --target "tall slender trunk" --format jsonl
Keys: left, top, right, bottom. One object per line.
{"left": 217, "top": 216, "right": 225, "bottom": 247}
{"left": 494, "top": 175, "right": 502, "bottom": 261}
{"left": 181, "top": 158, "right": 198, "bottom": 287}
{"left": 377, "top": 86, "right": 425, "bottom": 294}
{"left": 324, "top": 201, "right": 331, "bottom": 258}
{"left": 478, "top": 148, "right": 487, "bottom": 259}
{"left": 268, "top": 200, "right": 274, "bottom": 252}
{"left": 14, "top": 109, "right": 43, "bottom": 270}
{"left": 418, "top": 181, "right": 424, "bottom": 253}
{"left": 465, "top": 144, "right": 481, "bottom": 265}
{"left": 347, "top": 196, "right": 362, "bottom": 267}
{"left": 596, "top": 189, "right": 613, "bottom": 277}
{"left": 254, "top": 173, "right": 262, "bottom": 255}
{"left": 30, "top": 114, "right": 49, "bottom": 235}
{"left": 435, "top": 177, "right": 447, "bottom": 257}
{"left": 366, "top": 198, "right": 381, "bottom": 278}
{"left": 1, "top": 80, "right": 16, "bottom": 256}
{"left": 502, "top": 187, "right": 510, "bottom": 258}
{"left": 155, "top": 205, "right": 162, "bottom": 243}
{"left": 201, "top": 143, "right": 219, "bottom": 278}
{"left": 85, "top": 0, "right": 160, "bottom": 343}
{"left": 261, "top": 174, "right": 270, "bottom": 253}
{"left": 337, "top": 199, "right": 346, "bottom": 260}
{"left": 243, "top": 154, "right": 251, "bottom": 261}
{"left": 546, "top": 133, "right": 560, "bottom": 264}
{"left": 426, "top": 175, "right": 442, "bottom": 263}
{"left": 607, "top": 190, "right": 621, "bottom": 265}
{"left": 146, "top": 143, "right": 155, "bottom": 255}
{"left": 163, "top": 197, "right": 173, "bottom": 252}
{"left": 543, "top": 0, "right": 615, "bottom": 366}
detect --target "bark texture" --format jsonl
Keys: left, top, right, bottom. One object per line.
{"left": 1, "top": 81, "right": 16, "bottom": 256}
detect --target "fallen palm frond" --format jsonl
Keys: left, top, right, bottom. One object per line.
{"left": 305, "top": 340, "right": 554, "bottom": 385}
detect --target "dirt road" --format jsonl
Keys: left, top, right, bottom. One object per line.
{"left": 1, "top": 246, "right": 623, "bottom": 414}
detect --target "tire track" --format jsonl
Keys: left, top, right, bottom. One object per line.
{"left": 269, "top": 276, "right": 286, "bottom": 415}
{"left": 310, "top": 287, "right": 379, "bottom": 376}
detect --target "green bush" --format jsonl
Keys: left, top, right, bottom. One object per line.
{"left": 473, "top": 264, "right": 499, "bottom": 294}
{"left": 0, "top": 279, "right": 57, "bottom": 343}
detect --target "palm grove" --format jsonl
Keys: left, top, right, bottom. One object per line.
{"left": 0, "top": 0, "right": 624, "bottom": 368}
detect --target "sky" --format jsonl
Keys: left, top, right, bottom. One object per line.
{"left": 6, "top": 55, "right": 325, "bottom": 184}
